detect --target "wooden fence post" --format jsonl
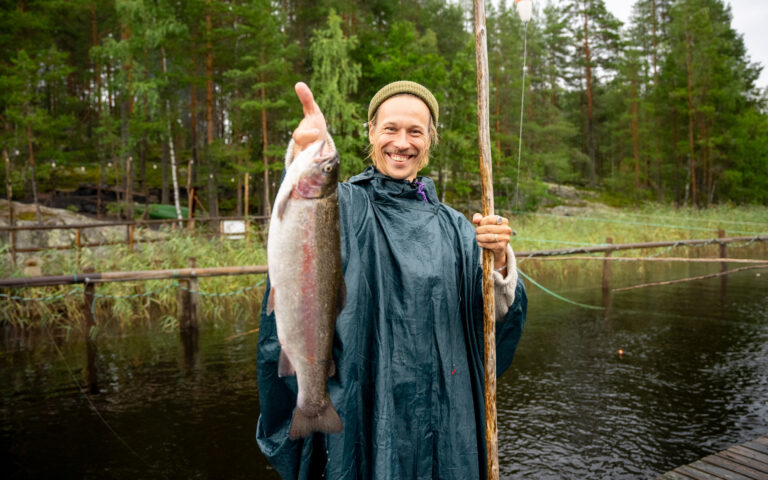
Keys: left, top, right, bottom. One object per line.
{"left": 128, "top": 224, "right": 135, "bottom": 252}
{"left": 10, "top": 230, "right": 17, "bottom": 268}
{"left": 602, "top": 237, "right": 613, "bottom": 303}
{"left": 178, "top": 257, "right": 199, "bottom": 332}
{"left": 187, "top": 187, "right": 196, "bottom": 231}
{"left": 82, "top": 266, "right": 99, "bottom": 394}
{"left": 75, "top": 228, "right": 82, "bottom": 267}
{"left": 719, "top": 229, "right": 727, "bottom": 294}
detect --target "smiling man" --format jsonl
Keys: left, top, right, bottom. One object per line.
{"left": 256, "top": 81, "right": 527, "bottom": 480}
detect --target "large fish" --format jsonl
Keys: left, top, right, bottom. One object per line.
{"left": 267, "top": 140, "right": 345, "bottom": 440}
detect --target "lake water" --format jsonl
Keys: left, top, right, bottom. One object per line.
{"left": 2, "top": 254, "right": 767, "bottom": 479}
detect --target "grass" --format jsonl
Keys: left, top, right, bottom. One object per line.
{"left": 503, "top": 203, "right": 767, "bottom": 281}
{"left": 0, "top": 225, "right": 268, "bottom": 330}
{"left": 506, "top": 204, "right": 767, "bottom": 252}
{"left": 1, "top": 203, "right": 765, "bottom": 328}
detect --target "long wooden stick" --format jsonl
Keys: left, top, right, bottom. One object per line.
{"left": 472, "top": 1, "right": 498, "bottom": 478}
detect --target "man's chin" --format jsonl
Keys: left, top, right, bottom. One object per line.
{"left": 383, "top": 161, "right": 416, "bottom": 179}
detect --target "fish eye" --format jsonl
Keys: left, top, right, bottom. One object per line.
{"left": 322, "top": 164, "right": 333, "bottom": 173}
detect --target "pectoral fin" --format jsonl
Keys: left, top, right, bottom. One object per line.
{"left": 266, "top": 286, "right": 275, "bottom": 315}
{"left": 275, "top": 194, "right": 289, "bottom": 221}
{"left": 278, "top": 349, "right": 296, "bottom": 377}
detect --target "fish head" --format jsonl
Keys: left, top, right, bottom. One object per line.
{"left": 294, "top": 141, "right": 340, "bottom": 199}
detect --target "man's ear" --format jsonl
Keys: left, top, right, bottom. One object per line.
{"left": 367, "top": 122, "right": 374, "bottom": 143}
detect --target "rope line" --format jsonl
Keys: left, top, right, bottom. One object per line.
{"left": 517, "top": 268, "right": 604, "bottom": 310}
{"left": 43, "top": 327, "right": 156, "bottom": 470}
{"left": 514, "top": 21, "right": 529, "bottom": 209}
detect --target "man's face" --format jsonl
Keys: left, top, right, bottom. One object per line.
{"left": 369, "top": 95, "right": 431, "bottom": 181}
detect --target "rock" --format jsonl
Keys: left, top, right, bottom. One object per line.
{"left": 0, "top": 200, "right": 167, "bottom": 256}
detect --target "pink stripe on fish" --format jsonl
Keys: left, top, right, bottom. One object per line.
{"left": 300, "top": 218, "right": 317, "bottom": 362}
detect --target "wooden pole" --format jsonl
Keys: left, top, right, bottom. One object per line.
{"left": 719, "top": 229, "right": 727, "bottom": 294}
{"left": 602, "top": 237, "right": 613, "bottom": 301}
{"left": 472, "top": 0, "right": 499, "bottom": 478}
{"left": 82, "top": 266, "right": 99, "bottom": 394}
{"left": 244, "top": 172, "right": 250, "bottom": 218}
{"left": 75, "top": 228, "right": 82, "bottom": 267}
{"left": 128, "top": 223, "right": 135, "bottom": 252}
{"left": 187, "top": 187, "right": 197, "bottom": 231}
{"left": 179, "top": 257, "right": 199, "bottom": 333}
{"left": 4, "top": 147, "right": 16, "bottom": 268}
{"left": 244, "top": 172, "right": 250, "bottom": 244}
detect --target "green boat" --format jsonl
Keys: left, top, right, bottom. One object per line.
{"left": 137, "top": 203, "right": 190, "bottom": 219}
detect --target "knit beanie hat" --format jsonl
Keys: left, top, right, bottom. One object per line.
{"left": 368, "top": 81, "right": 439, "bottom": 125}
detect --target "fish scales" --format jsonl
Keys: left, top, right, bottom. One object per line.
{"left": 267, "top": 140, "right": 344, "bottom": 440}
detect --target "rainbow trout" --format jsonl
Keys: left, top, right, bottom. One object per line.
{"left": 267, "top": 140, "right": 345, "bottom": 439}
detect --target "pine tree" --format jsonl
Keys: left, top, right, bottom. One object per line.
{"left": 309, "top": 9, "right": 364, "bottom": 178}
{"left": 563, "top": 0, "right": 621, "bottom": 185}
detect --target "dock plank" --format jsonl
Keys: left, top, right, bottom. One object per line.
{"left": 719, "top": 451, "right": 768, "bottom": 474}
{"left": 662, "top": 472, "right": 696, "bottom": 480}
{"left": 676, "top": 465, "right": 725, "bottom": 480}
{"left": 704, "top": 454, "right": 768, "bottom": 480}
{"left": 730, "top": 446, "right": 768, "bottom": 465}
{"left": 688, "top": 460, "right": 758, "bottom": 480}
{"left": 744, "top": 441, "right": 768, "bottom": 456}
{"left": 658, "top": 435, "right": 768, "bottom": 480}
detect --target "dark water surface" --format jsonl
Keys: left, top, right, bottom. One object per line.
{"left": 2, "top": 257, "right": 767, "bottom": 479}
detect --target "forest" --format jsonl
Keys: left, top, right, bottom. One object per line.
{"left": 1, "top": 0, "right": 766, "bottom": 220}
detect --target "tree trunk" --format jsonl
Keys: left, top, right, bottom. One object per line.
{"left": 190, "top": 73, "right": 198, "bottom": 205}
{"left": 684, "top": 28, "right": 697, "bottom": 206}
{"left": 3, "top": 147, "right": 13, "bottom": 227}
{"left": 125, "top": 155, "right": 133, "bottom": 219}
{"left": 583, "top": 7, "right": 597, "bottom": 185}
{"left": 631, "top": 88, "right": 640, "bottom": 206}
{"left": 673, "top": 110, "right": 681, "bottom": 207}
{"left": 652, "top": 0, "right": 662, "bottom": 201}
{"left": 205, "top": 0, "right": 218, "bottom": 218}
{"left": 161, "top": 47, "right": 183, "bottom": 221}
{"left": 161, "top": 137, "right": 169, "bottom": 204}
{"left": 139, "top": 94, "right": 148, "bottom": 191}
{"left": 651, "top": 0, "right": 659, "bottom": 88}
{"left": 92, "top": 3, "right": 103, "bottom": 219}
{"left": 261, "top": 81, "right": 271, "bottom": 217}
{"left": 26, "top": 125, "right": 43, "bottom": 224}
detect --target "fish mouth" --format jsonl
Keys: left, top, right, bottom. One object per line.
{"left": 313, "top": 141, "right": 339, "bottom": 164}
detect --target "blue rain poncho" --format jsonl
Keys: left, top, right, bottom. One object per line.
{"left": 257, "top": 167, "right": 527, "bottom": 479}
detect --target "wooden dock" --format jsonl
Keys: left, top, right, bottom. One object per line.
{"left": 658, "top": 434, "right": 768, "bottom": 480}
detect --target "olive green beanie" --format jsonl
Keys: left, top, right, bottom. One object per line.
{"left": 368, "top": 81, "right": 439, "bottom": 125}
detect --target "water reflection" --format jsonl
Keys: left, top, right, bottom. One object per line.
{"left": 1, "top": 257, "right": 766, "bottom": 479}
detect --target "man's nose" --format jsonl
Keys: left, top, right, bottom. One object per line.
{"left": 393, "top": 129, "right": 409, "bottom": 148}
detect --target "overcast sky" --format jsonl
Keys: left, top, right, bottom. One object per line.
{"left": 602, "top": 0, "right": 768, "bottom": 90}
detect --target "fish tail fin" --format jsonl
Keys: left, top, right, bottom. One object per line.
{"left": 288, "top": 403, "right": 343, "bottom": 440}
